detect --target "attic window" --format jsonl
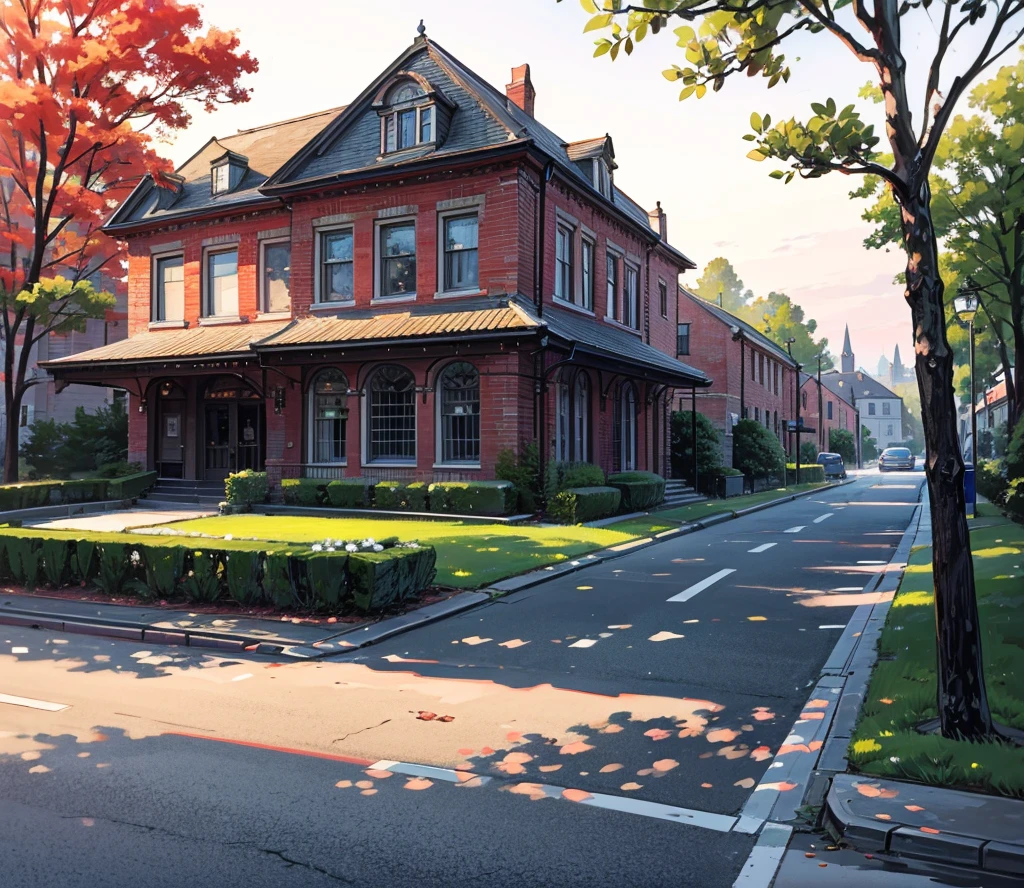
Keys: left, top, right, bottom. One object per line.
{"left": 592, "top": 158, "right": 611, "bottom": 198}
{"left": 379, "top": 80, "right": 435, "bottom": 154}
{"left": 210, "top": 152, "right": 248, "bottom": 195}
{"left": 212, "top": 163, "right": 230, "bottom": 194}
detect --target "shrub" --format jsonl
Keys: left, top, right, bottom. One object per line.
{"left": 861, "top": 426, "right": 879, "bottom": 462}
{"left": 226, "top": 470, "right": 268, "bottom": 507}
{"left": 670, "top": 411, "right": 723, "bottom": 484}
{"left": 786, "top": 464, "right": 827, "bottom": 484}
{"left": 1006, "top": 420, "right": 1024, "bottom": 481}
{"left": 548, "top": 486, "right": 622, "bottom": 524}
{"left": 976, "top": 460, "right": 1008, "bottom": 506}
{"left": 74, "top": 538, "right": 98, "bottom": 582}
{"left": 305, "top": 553, "right": 350, "bottom": 609}
{"left": 496, "top": 443, "right": 540, "bottom": 513}
{"left": 373, "top": 481, "right": 428, "bottom": 511}
{"left": 829, "top": 428, "right": 856, "bottom": 465}
{"left": 349, "top": 547, "right": 435, "bottom": 613}
{"left": 607, "top": 471, "right": 666, "bottom": 512}
{"left": 427, "top": 481, "right": 517, "bottom": 516}
{"left": 544, "top": 461, "right": 606, "bottom": 499}
{"left": 134, "top": 544, "right": 186, "bottom": 600}
{"left": 62, "top": 479, "right": 108, "bottom": 503}
{"left": 264, "top": 551, "right": 300, "bottom": 608}
{"left": 326, "top": 478, "right": 373, "bottom": 509}
{"left": 94, "top": 543, "right": 131, "bottom": 596}
{"left": 800, "top": 440, "right": 819, "bottom": 465}
{"left": 281, "top": 478, "right": 325, "bottom": 506}
{"left": 40, "top": 538, "right": 71, "bottom": 588}
{"left": 107, "top": 471, "right": 157, "bottom": 501}
{"left": 1005, "top": 477, "right": 1024, "bottom": 521}
{"left": 225, "top": 550, "right": 263, "bottom": 605}
{"left": 20, "top": 401, "right": 128, "bottom": 478}
{"left": 734, "top": 419, "right": 786, "bottom": 482}
{"left": 184, "top": 550, "right": 224, "bottom": 603}
{"left": 7, "top": 537, "right": 42, "bottom": 588}
{"left": 93, "top": 460, "right": 144, "bottom": 479}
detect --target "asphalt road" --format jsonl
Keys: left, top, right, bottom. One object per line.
{"left": 0, "top": 471, "right": 927, "bottom": 888}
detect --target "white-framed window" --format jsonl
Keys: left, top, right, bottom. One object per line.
{"left": 319, "top": 227, "right": 354, "bottom": 303}
{"left": 379, "top": 81, "right": 436, "bottom": 154}
{"left": 580, "top": 237, "right": 595, "bottom": 311}
{"left": 606, "top": 251, "right": 620, "bottom": 320}
{"left": 203, "top": 247, "right": 238, "bottom": 317}
{"left": 869, "top": 402, "right": 876, "bottom": 416}
{"left": 152, "top": 253, "right": 184, "bottom": 322}
{"left": 555, "top": 381, "right": 571, "bottom": 462}
{"left": 883, "top": 401, "right": 891, "bottom": 415}
{"left": 308, "top": 369, "right": 348, "bottom": 465}
{"left": 623, "top": 262, "right": 639, "bottom": 329}
{"left": 593, "top": 158, "right": 611, "bottom": 198}
{"left": 260, "top": 238, "right": 291, "bottom": 313}
{"left": 573, "top": 373, "right": 589, "bottom": 461}
{"left": 887, "top": 423, "right": 894, "bottom": 438}
{"left": 212, "top": 163, "right": 230, "bottom": 194}
{"left": 554, "top": 223, "right": 573, "bottom": 302}
{"left": 440, "top": 212, "right": 479, "bottom": 293}
{"left": 366, "top": 365, "right": 416, "bottom": 463}
{"left": 437, "top": 362, "right": 480, "bottom": 465}
{"left": 376, "top": 220, "right": 417, "bottom": 299}
{"left": 615, "top": 383, "right": 638, "bottom": 471}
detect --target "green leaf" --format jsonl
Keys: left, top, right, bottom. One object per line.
{"left": 674, "top": 25, "right": 696, "bottom": 45}
{"left": 584, "top": 13, "right": 613, "bottom": 32}
{"left": 826, "top": 97, "right": 837, "bottom": 117}
{"left": 594, "top": 39, "right": 612, "bottom": 57}
{"left": 695, "top": 83, "right": 706, "bottom": 98}
{"left": 769, "top": 169, "right": 785, "bottom": 179}
{"left": 679, "top": 85, "right": 696, "bottom": 100}
{"left": 811, "top": 102, "right": 828, "bottom": 117}
{"left": 742, "top": 133, "right": 756, "bottom": 141}
{"left": 747, "top": 148, "right": 768, "bottom": 162}
{"left": 610, "top": 39, "right": 621, "bottom": 60}
{"left": 579, "top": 0, "right": 598, "bottom": 11}
{"left": 763, "top": 114, "right": 771, "bottom": 129}
{"left": 750, "top": 111, "right": 763, "bottom": 132}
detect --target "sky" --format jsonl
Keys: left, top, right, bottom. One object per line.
{"left": 161, "top": 0, "right": 1001, "bottom": 373}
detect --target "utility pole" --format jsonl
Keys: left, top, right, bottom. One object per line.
{"left": 815, "top": 353, "right": 824, "bottom": 451}
{"left": 786, "top": 337, "right": 802, "bottom": 483}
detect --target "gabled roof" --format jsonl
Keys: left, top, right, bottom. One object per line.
{"left": 679, "top": 288, "right": 796, "bottom": 367}
{"left": 800, "top": 371, "right": 857, "bottom": 409}
{"left": 820, "top": 370, "right": 901, "bottom": 401}
{"left": 566, "top": 135, "right": 616, "bottom": 168}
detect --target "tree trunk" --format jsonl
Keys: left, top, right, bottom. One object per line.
{"left": 904, "top": 186, "right": 995, "bottom": 740}
{"left": 3, "top": 383, "right": 23, "bottom": 484}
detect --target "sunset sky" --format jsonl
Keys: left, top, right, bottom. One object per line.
{"left": 164, "top": 0, "right": 994, "bottom": 372}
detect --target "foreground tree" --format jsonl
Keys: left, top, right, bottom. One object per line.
{"left": 567, "top": 0, "right": 1024, "bottom": 740}
{"left": 0, "top": 0, "right": 258, "bottom": 481}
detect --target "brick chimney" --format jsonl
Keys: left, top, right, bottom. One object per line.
{"left": 648, "top": 201, "right": 667, "bottom": 240}
{"left": 506, "top": 64, "right": 536, "bottom": 118}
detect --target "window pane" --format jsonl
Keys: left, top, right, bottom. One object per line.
{"left": 440, "top": 362, "right": 480, "bottom": 463}
{"left": 325, "top": 231, "right": 353, "bottom": 262}
{"left": 606, "top": 255, "right": 617, "bottom": 319}
{"left": 420, "top": 105, "right": 434, "bottom": 142}
{"left": 677, "top": 323, "right": 690, "bottom": 356}
{"left": 156, "top": 255, "right": 184, "bottom": 321}
{"left": 555, "top": 226, "right": 572, "bottom": 301}
{"left": 444, "top": 215, "right": 478, "bottom": 291}
{"left": 263, "top": 243, "right": 290, "bottom": 313}
{"left": 212, "top": 165, "right": 229, "bottom": 193}
{"left": 326, "top": 263, "right": 354, "bottom": 301}
{"left": 389, "top": 82, "right": 423, "bottom": 104}
{"left": 208, "top": 249, "right": 238, "bottom": 316}
{"left": 659, "top": 281, "right": 667, "bottom": 317}
{"left": 581, "top": 240, "right": 594, "bottom": 310}
{"left": 384, "top": 115, "right": 396, "bottom": 152}
{"left": 398, "top": 109, "right": 416, "bottom": 149}
{"left": 625, "top": 265, "right": 638, "bottom": 328}
{"left": 321, "top": 231, "right": 354, "bottom": 302}
{"left": 311, "top": 370, "right": 348, "bottom": 463}
{"left": 368, "top": 366, "right": 416, "bottom": 461}
{"left": 380, "top": 223, "right": 416, "bottom": 297}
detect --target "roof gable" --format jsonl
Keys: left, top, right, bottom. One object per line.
{"left": 680, "top": 289, "right": 796, "bottom": 366}
{"left": 820, "top": 370, "right": 901, "bottom": 401}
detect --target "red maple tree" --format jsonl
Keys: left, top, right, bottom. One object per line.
{"left": 0, "top": 0, "right": 258, "bottom": 481}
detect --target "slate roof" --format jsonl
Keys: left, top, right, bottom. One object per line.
{"left": 819, "top": 370, "right": 901, "bottom": 401}
{"left": 800, "top": 371, "right": 856, "bottom": 408}
{"left": 679, "top": 289, "right": 796, "bottom": 367}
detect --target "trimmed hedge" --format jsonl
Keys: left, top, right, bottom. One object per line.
{"left": 549, "top": 486, "right": 622, "bottom": 525}
{"left": 427, "top": 480, "right": 517, "bottom": 516}
{"left": 607, "top": 471, "right": 666, "bottom": 512}
{"left": 785, "top": 464, "right": 826, "bottom": 484}
{"left": 108, "top": 471, "right": 158, "bottom": 501}
{"left": 373, "top": 481, "right": 428, "bottom": 511}
{"left": 0, "top": 471, "right": 157, "bottom": 511}
{"left": 226, "top": 470, "right": 268, "bottom": 507}
{"left": 544, "top": 461, "right": 606, "bottom": 498}
{"left": 0, "top": 530, "right": 436, "bottom": 615}
{"left": 281, "top": 478, "right": 326, "bottom": 506}
{"left": 326, "top": 478, "right": 373, "bottom": 509}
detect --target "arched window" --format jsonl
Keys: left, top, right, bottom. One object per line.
{"left": 554, "top": 381, "right": 571, "bottom": 462}
{"left": 309, "top": 369, "right": 348, "bottom": 464}
{"left": 615, "top": 383, "right": 637, "bottom": 472}
{"left": 379, "top": 79, "right": 435, "bottom": 153}
{"left": 573, "top": 373, "right": 589, "bottom": 461}
{"left": 367, "top": 365, "right": 416, "bottom": 462}
{"left": 438, "top": 362, "right": 480, "bottom": 464}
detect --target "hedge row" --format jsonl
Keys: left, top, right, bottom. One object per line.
{"left": 0, "top": 531, "right": 435, "bottom": 615}
{"left": 279, "top": 478, "right": 517, "bottom": 517}
{"left": 0, "top": 472, "right": 157, "bottom": 511}
{"left": 607, "top": 471, "right": 666, "bottom": 512}
{"left": 785, "top": 464, "right": 826, "bottom": 484}
{"left": 548, "top": 486, "right": 622, "bottom": 524}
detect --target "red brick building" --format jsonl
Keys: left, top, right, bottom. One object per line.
{"left": 43, "top": 33, "right": 709, "bottom": 491}
{"left": 675, "top": 289, "right": 797, "bottom": 466}
{"left": 800, "top": 371, "right": 859, "bottom": 459}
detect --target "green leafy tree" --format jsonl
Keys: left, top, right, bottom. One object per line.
{"left": 799, "top": 440, "right": 819, "bottom": 464}
{"left": 733, "top": 418, "right": 786, "bottom": 483}
{"left": 565, "top": 0, "right": 1024, "bottom": 739}
{"left": 692, "top": 257, "right": 751, "bottom": 312}
{"left": 740, "top": 291, "right": 833, "bottom": 368}
{"left": 861, "top": 426, "right": 879, "bottom": 462}
{"left": 829, "top": 428, "right": 856, "bottom": 465}
{"left": 671, "top": 410, "right": 723, "bottom": 482}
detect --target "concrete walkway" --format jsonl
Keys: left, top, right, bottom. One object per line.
{"left": 24, "top": 507, "right": 215, "bottom": 533}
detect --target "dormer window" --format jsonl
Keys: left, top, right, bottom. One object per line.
{"left": 212, "top": 163, "right": 230, "bottom": 194}
{"left": 210, "top": 151, "right": 248, "bottom": 195}
{"left": 373, "top": 73, "right": 453, "bottom": 157}
{"left": 593, "top": 159, "right": 611, "bottom": 198}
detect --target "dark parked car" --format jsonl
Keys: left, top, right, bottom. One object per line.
{"left": 816, "top": 452, "right": 847, "bottom": 480}
{"left": 879, "top": 447, "right": 915, "bottom": 472}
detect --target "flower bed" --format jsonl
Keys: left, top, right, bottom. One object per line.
{"left": 0, "top": 529, "right": 435, "bottom": 615}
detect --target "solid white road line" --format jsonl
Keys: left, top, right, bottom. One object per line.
{"left": 0, "top": 692, "right": 69, "bottom": 712}
{"left": 748, "top": 543, "right": 777, "bottom": 553}
{"left": 813, "top": 513, "right": 834, "bottom": 523}
{"left": 783, "top": 526, "right": 805, "bottom": 534}
{"left": 370, "top": 760, "right": 492, "bottom": 785}
{"left": 818, "top": 625, "right": 846, "bottom": 630}
{"left": 666, "top": 568, "right": 736, "bottom": 603}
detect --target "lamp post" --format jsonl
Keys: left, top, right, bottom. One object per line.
{"left": 814, "top": 352, "right": 825, "bottom": 451}
{"left": 954, "top": 280, "right": 980, "bottom": 466}
{"left": 785, "top": 337, "right": 801, "bottom": 483}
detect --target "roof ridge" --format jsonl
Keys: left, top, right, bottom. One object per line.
{"left": 226, "top": 106, "right": 348, "bottom": 139}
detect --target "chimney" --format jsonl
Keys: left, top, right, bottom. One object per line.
{"left": 647, "top": 201, "right": 667, "bottom": 240}
{"left": 506, "top": 64, "right": 536, "bottom": 118}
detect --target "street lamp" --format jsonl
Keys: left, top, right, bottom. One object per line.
{"left": 813, "top": 352, "right": 825, "bottom": 451}
{"left": 954, "top": 279, "right": 980, "bottom": 466}
{"left": 785, "top": 337, "right": 802, "bottom": 483}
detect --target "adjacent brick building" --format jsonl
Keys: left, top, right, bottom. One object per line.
{"left": 675, "top": 289, "right": 797, "bottom": 466}
{"left": 43, "top": 32, "right": 709, "bottom": 490}
{"left": 800, "top": 371, "right": 859, "bottom": 459}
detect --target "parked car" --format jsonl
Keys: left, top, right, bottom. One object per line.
{"left": 879, "top": 447, "right": 916, "bottom": 472}
{"left": 816, "top": 452, "right": 847, "bottom": 480}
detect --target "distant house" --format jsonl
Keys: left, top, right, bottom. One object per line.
{"left": 676, "top": 288, "right": 797, "bottom": 466}
{"left": 975, "top": 379, "right": 1010, "bottom": 459}
{"left": 799, "top": 371, "right": 859, "bottom": 458}
{"left": 827, "top": 327, "right": 904, "bottom": 448}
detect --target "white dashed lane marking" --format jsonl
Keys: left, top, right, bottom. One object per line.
{"left": 666, "top": 568, "right": 736, "bottom": 603}
{"left": 0, "top": 692, "right": 69, "bottom": 712}
{"left": 748, "top": 543, "right": 777, "bottom": 553}
{"left": 783, "top": 526, "right": 805, "bottom": 534}
{"left": 813, "top": 513, "right": 834, "bottom": 523}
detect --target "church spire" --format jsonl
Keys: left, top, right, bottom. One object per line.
{"left": 841, "top": 325, "right": 854, "bottom": 373}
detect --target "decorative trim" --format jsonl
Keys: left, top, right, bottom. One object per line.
{"left": 436, "top": 194, "right": 485, "bottom": 212}
{"left": 257, "top": 227, "right": 291, "bottom": 241}
{"left": 432, "top": 463, "right": 481, "bottom": 470}
{"left": 313, "top": 212, "right": 355, "bottom": 227}
{"left": 198, "top": 315, "right": 243, "bottom": 326}
{"left": 370, "top": 294, "right": 417, "bottom": 306}
{"left": 434, "top": 288, "right": 486, "bottom": 300}
{"left": 377, "top": 204, "right": 418, "bottom": 219}
{"left": 148, "top": 320, "right": 187, "bottom": 330}
{"left": 149, "top": 241, "right": 182, "bottom": 254}
{"left": 201, "top": 233, "right": 241, "bottom": 247}
{"left": 309, "top": 300, "right": 354, "bottom": 312}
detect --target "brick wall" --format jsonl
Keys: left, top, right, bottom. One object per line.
{"left": 800, "top": 377, "right": 858, "bottom": 452}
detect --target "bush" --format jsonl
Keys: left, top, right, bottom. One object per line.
{"left": 226, "top": 470, "right": 268, "bottom": 507}
{"left": 349, "top": 546, "right": 436, "bottom": 613}
{"left": 41, "top": 538, "right": 71, "bottom": 588}
{"left": 976, "top": 460, "right": 1008, "bottom": 505}
{"left": 133, "top": 543, "right": 185, "bottom": 600}
{"left": 1006, "top": 420, "right": 1024, "bottom": 481}
{"left": 94, "top": 460, "right": 144, "bottom": 479}
{"left": 107, "top": 471, "right": 157, "bottom": 502}
{"left": 427, "top": 481, "right": 517, "bottom": 516}
{"left": 281, "top": 478, "right": 325, "bottom": 506}
{"left": 224, "top": 549, "right": 263, "bottom": 605}
{"left": 734, "top": 419, "right": 786, "bottom": 482}
{"left": 7, "top": 537, "right": 41, "bottom": 588}
{"left": 548, "top": 486, "right": 622, "bottom": 524}
{"left": 326, "top": 478, "right": 373, "bottom": 509}
{"left": 607, "top": 471, "right": 666, "bottom": 512}
{"left": 785, "top": 464, "right": 826, "bottom": 484}
{"left": 496, "top": 443, "right": 540, "bottom": 513}
{"left": 861, "top": 426, "right": 879, "bottom": 462}
{"left": 20, "top": 401, "right": 128, "bottom": 478}
{"left": 94, "top": 543, "right": 131, "bottom": 596}
{"left": 1005, "top": 477, "right": 1024, "bottom": 521}
{"left": 800, "top": 440, "right": 819, "bottom": 465}
{"left": 185, "top": 550, "right": 224, "bottom": 603}
{"left": 544, "top": 461, "right": 606, "bottom": 499}
{"left": 305, "top": 553, "right": 350, "bottom": 609}
{"left": 373, "top": 481, "right": 428, "bottom": 511}
{"left": 829, "top": 428, "right": 856, "bottom": 465}
{"left": 670, "top": 411, "right": 722, "bottom": 484}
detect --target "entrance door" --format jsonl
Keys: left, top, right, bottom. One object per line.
{"left": 237, "top": 403, "right": 261, "bottom": 471}
{"left": 204, "top": 403, "right": 233, "bottom": 481}
{"left": 155, "top": 382, "right": 187, "bottom": 478}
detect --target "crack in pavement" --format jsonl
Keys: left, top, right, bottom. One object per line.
{"left": 257, "top": 848, "right": 355, "bottom": 884}
{"left": 332, "top": 718, "right": 391, "bottom": 743}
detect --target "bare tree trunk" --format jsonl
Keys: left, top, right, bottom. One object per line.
{"left": 905, "top": 186, "right": 995, "bottom": 740}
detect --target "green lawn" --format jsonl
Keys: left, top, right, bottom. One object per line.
{"left": 165, "top": 515, "right": 637, "bottom": 589}
{"left": 848, "top": 514, "right": 1024, "bottom": 797}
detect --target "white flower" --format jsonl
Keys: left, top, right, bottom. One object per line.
{"left": 372, "top": 544, "right": 383, "bottom": 552}
{"left": 334, "top": 540, "right": 344, "bottom": 548}
{"left": 326, "top": 546, "right": 335, "bottom": 552}
{"left": 361, "top": 538, "right": 375, "bottom": 547}
{"left": 224, "top": 534, "right": 233, "bottom": 541}
{"left": 345, "top": 543, "right": 358, "bottom": 553}
{"left": 130, "top": 550, "right": 141, "bottom": 565}
{"left": 406, "top": 542, "right": 419, "bottom": 549}
{"left": 311, "top": 543, "right": 323, "bottom": 553}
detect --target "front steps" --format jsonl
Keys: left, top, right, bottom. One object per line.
{"left": 144, "top": 479, "right": 224, "bottom": 510}
{"left": 661, "top": 478, "right": 705, "bottom": 509}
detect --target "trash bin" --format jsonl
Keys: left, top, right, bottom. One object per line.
{"left": 964, "top": 463, "right": 976, "bottom": 519}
